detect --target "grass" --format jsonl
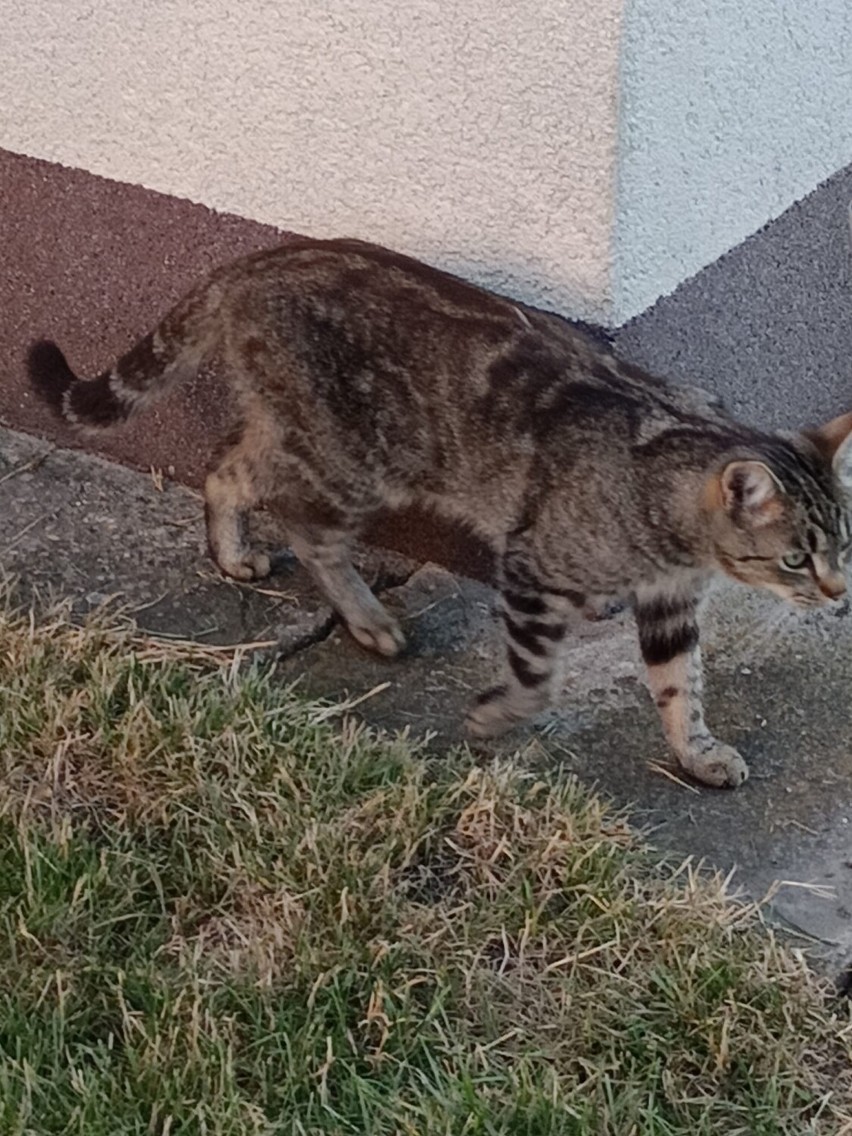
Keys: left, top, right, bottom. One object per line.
{"left": 0, "top": 592, "right": 850, "bottom": 1135}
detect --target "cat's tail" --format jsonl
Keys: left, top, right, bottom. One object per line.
{"left": 27, "top": 283, "right": 217, "bottom": 429}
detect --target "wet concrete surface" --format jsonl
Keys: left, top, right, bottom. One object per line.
{"left": 2, "top": 426, "right": 851, "bottom": 977}
{"left": 0, "top": 427, "right": 413, "bottom": 653}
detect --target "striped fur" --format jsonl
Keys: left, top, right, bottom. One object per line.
{"left": 27, "top": 237, "right": 852, "bottom": 787}
{"left": 28, "top": 286, "right": 213, "bottom": 430}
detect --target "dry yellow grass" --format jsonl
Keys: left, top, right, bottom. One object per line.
{"left": 1, "top": 586, "right": 850, "bottom": 1134}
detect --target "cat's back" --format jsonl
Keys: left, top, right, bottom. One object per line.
{"left": 219, "top": 237, "right": 625, "bottom": 400}
{"left": 223, "top": 237, "right": 525, "bottom": 332}
{"left": 218, "top": 237, "right": 736, "bottom": 461}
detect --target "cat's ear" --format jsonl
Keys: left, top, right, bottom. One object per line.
{"left": 836, "top": 434, "right": 852, "bottom": 490}
{"left": 716, "top": 460, "right": 785, "bottom": 526}
{"left": 803, "top": 411, "right": 852, "bottom": 489}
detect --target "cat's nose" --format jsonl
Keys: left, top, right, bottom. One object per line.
{"left": 819, "top": 573, "right": 848, "bottom": 601}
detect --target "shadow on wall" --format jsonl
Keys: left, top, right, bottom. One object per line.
{"left": 615, "top": 161, "right": 852, "bottom": 433}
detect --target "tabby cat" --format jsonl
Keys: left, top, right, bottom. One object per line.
{"left": 28, "top": 237, "right": 852, "bottom": 788}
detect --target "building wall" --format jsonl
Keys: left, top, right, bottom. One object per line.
{"left": 2, "top": 0, "right": 850, "bottom": 337}
{"left": 0, "top": 0, "right": 623, "bottom": 323}
{"left": 614, "top": 0, "right": 852, "bottom": 319}
{"left": 615, "top": 161, "right": 852, "bottom": 434}
{"left": 2, "top": 1, "right": 850, "bottom": 576}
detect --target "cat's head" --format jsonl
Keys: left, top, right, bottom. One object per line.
{"left": 705, "top": 412, "right": 852, "bottom": 608}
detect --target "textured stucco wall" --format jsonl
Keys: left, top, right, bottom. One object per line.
{"left": 614, "top": 0, "right": 852, "bottom": 320}
{"left": 0, "top": 0, "right": 623, "bottom": 323}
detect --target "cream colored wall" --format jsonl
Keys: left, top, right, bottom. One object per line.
{"left": 1, "top": 0, "right": 624, "bottom": 323}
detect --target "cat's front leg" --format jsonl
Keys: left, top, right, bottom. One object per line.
{"left": 464, "top": 590, "right": 569, "bottom": 738}
{"left": 465, "top": 545, "right": 580, "bottom": 738}
{"left": 634, "top": 587, "right": 748, "bottom": 788}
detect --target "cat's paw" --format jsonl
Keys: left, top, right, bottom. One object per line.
{"left": 347, "top": 615, "right": 406, "bottom": 658}
{"left": 682, "top": 743, "right": 749, "bottom": 789}
{"left": 464, "top": 686, "right": 526, "bottom": 740}
{"left": 219, "top": 552, "right": 272, "bottom": 581}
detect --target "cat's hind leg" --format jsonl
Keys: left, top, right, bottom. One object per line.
{"left": 288, "top": 523, "right": 406, "bottom": 657}
{"left": 207, "top": 432, "right": 403, "bottom": 655}
{"left": 204, "top": 430, "right": 272, "bottom": 581}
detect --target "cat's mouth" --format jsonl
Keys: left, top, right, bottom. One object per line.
{"left": 759, "top": 582, "right": 824, "bottom": 609}
{"left": 789, "top": 592, "right": 836, "bottom": 610}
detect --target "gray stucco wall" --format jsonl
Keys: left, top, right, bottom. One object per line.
{"left": 614, "top": 0, "right": 852, "bottom": 321}
{"left": 1, "top": 0, "right": 850, "bottom": 327}
{"left": 616, "top": 161, "right": 852, "bottom": 432}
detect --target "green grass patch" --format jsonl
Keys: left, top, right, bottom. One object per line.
{"left": 0, "top": 594, "right": 849, "bottom": 1134}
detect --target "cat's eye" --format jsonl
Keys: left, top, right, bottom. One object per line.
{"left": 782, "top": 551, "right": 810, "bottom": 570}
